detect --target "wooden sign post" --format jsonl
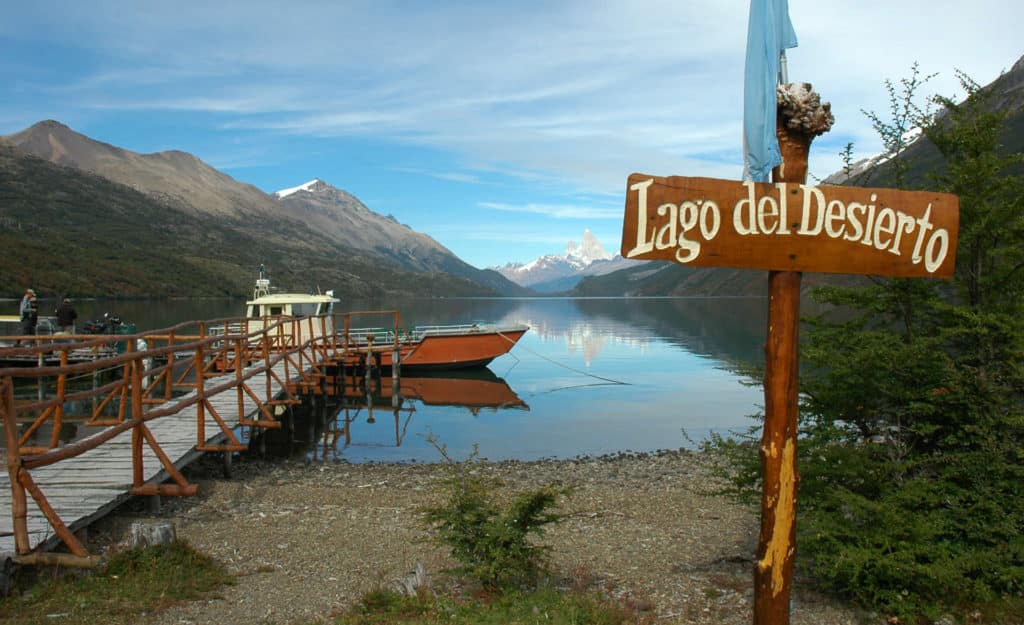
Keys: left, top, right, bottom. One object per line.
{"left": 620, "top": 84, "right": 959, "bottom": 625}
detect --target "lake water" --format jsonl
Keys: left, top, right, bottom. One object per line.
{"left": 11, "top": 296, "right": 768, "bottom": 463}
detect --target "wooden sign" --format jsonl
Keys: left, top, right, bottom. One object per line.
{"left": 620, "top": 173, "right": 960, "bottom": 278}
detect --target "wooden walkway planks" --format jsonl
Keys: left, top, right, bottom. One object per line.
{"left": 0, "top": 358, "right": 301, "bottom": 557}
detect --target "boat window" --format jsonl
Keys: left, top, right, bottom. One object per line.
{"left": 248, "top": 306, "right": 258, "bottom": 318}
{"left": 268, "top": 306, "right": 283, "bottom": 316}
{"left": 291, "top": 303, "right": 319, "bottom": 317}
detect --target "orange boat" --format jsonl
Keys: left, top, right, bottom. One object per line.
{"left": 344, "top": 323, "right": 529, "bottom": 370}
{"left": 243, "top": 269, "right": 529, "bottom": 370}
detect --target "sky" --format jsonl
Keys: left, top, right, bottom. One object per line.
{"left": 1, "top": 1, "right": 1021, "bottom": 269}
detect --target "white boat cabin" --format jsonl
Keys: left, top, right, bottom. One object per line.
{"left": 244, "top": 276, "right": 339, "bottom": 318}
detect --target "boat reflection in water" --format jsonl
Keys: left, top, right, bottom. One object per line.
{"left": 260, "top": 368, "right": 528, "bottom": 462}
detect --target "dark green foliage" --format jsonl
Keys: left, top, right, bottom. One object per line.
{"left": 338, "top": 587, "right": 648, "bottom": 625}
{"left": 799, "top": 70, "right": 1024, "bottom": 620}
{"left": 0, "top": 541, "right": 234, "bottom": 624}
{"left": 709, "top": 67, "right": 1024, "bottom": 622}
{"left": 422, "top": 441, "right": 566, "bottom": 591}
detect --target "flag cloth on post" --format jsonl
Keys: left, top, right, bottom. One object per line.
{"left": 742, "top": 0, "right": 798, "bottom": 182}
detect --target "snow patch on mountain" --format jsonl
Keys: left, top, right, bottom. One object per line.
{"left": 824, "top": 127, "right": 924, "bottom": 184}
{"left": 274, "top": 178, "right": 324, "bottom": 198}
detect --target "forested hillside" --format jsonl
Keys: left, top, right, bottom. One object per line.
{"left": 0, "top": 145, "right": 499, "bottom": 299}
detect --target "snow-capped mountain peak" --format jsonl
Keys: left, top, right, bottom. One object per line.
{"left": 492, "top": 230, "right": 631, "bottom": 292}
{"left": 274, "top": 178, "right": 324, "bottom": 198}
{"left": 565, "top": 229, "right": 613, "bottom": 267}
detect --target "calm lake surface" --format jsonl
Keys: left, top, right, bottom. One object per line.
{"left": 13, "top": 296, "right": 768, "bottom": 463}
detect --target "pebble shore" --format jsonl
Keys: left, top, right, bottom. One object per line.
{"left": 96, "top": 450, "right": 862, "bottom": 625}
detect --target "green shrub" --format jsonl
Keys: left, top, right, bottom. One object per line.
{"left": 0, "top": 541, "right": 233, "bottom": 624}
{"left": 707, "top": 66, "right": 1024, "bottom": 623}
{"left": 422, "top": 440, "right": 566, "bottom": 591}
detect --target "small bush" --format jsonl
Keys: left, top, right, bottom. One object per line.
{"left": 422, "top": 440, "right": 566, "bottom": 591}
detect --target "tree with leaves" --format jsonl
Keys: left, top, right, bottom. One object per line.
{"left": 711, "top": 66, "right": 1024, "bottom": 621}
{"left": 802, "top": 68, "right": 1024, "bottom": 621}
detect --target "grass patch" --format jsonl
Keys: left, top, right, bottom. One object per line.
{"left": 333, "top": 587, "right": 656, "bottom": 625}
{"left": 0, "top": 541, "right": 234, "bottom": 625}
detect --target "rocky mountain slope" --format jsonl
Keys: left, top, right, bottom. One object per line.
{"left": 825, "top": 53, "right": 1024, "bottom": 188}
{"left": 2, "top": 120, "right": 274, "bottom": 220}
{"left": 274, "top": 179, "right": 526, "bottom": 295}
{"left": 0, "top": 142, "right": 499, "bottom": 298}
{"left": 0, "top": 122, "right": 525, "bottom": 298}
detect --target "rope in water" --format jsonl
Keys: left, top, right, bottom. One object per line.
{"left": 497, "top": 330, "right": 630, "bottom": 386}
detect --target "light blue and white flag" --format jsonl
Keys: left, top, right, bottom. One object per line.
{"left": 742, "top": 0, "right": 798, "bottom": 182}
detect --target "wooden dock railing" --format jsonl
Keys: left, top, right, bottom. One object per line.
{"left": 0, "top": 313, "right": 362, "bottom": 568}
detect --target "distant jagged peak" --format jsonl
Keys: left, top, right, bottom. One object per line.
{"left": 565, "top": 228, "right": 613, "bottom": 266}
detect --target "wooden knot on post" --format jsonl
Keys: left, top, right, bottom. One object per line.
{"left": 772, "top": 83, "right": 834, "bottom": 183}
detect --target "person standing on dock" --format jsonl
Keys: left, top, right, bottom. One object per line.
{"left": 18, "top": 288, "right": 38, "bottom": 343}
{"left": 56, "top": 297, "right": 77, "bottom": 334}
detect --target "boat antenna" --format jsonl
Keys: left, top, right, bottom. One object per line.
{"left": 254, "top": 263, "right": 271, "bottom": 299}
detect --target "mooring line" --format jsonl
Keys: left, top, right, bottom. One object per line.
{"left": 497, "top": 330, "right": 630, "bottom": 386}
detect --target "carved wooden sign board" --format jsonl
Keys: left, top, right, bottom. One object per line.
{"left": 620, "top": 173, "right": 960, "bottom": 278}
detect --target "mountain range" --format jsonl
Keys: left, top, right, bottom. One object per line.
{"left": 2, "top": 53, "right": 1020, "bottom": 300}
{"left": 492, "top": 229, "right": 637, "bottom": 292}
{"left": 0, "top": 121, "right": 527, "bottom": 298}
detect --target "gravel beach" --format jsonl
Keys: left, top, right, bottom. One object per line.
{"left": 95, "top": 450, "right": 863, "bottom": 625}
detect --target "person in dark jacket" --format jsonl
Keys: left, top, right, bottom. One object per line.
{"left": 18, "top": 288, "right": 38, "bottom": 343}
{"left": 56, "top": 297, "right": 77, "bottom": 333}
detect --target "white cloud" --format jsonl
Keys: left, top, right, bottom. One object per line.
{"left": 479, "top": 201, "right": 621, "bottom": 220}
{"left": 390, "top": 167, "right": 482, "bottom": 184}
{"left": 2, "top": 0, "right": 1021, "bottom": 267}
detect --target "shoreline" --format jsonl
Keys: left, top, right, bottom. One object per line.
{"left": 91, "top": 449, "right": 859, "bottom": 625}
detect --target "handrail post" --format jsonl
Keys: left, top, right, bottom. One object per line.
{"left": 196, "top": 322, "right": 206, "bottom": 445}
{"left": 51, "top": 349, "right": 69, "bottom": 449}
{"left": 165, "top": 329, "right": 176, "bottom": 401}
{"left": 117, "top": 337, "right": 135, "bottom": 423}
{"left": 277, "top": 318, "right": 291, "bottom": 385}
{"left": 330, "top": 312, "right": 339, "bottom": 358}
{"left": 2, "top": 378, "right": 30, "bottom": 555}
{"left": 295, "top": 318, "right": 303, "bottom": 372}
{"left": 130, "top": 352, "right": 144, "bottom": 489}
{"left": 392, "top": 311, "right": 401, "bottom": 385}
{"left": 235, "top": 335, "right": 244, "bottom": 422}
{"left": 263, "top": 322, "right": 272, "bottom": 401}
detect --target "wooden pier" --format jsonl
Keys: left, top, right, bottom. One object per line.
{"left": 0, "top": 314, "right": 363, "bottom": 566}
